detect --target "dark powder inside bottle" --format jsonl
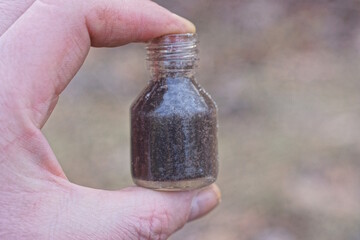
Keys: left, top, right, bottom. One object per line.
{"left": 131, "top": 77, "right": 218, "bottom": 183}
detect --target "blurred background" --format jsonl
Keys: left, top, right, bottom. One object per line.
{"left": 43, "top": 0, "right": 360, "bottom": 239}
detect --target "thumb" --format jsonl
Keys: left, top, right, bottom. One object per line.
{"left": 65, "top": 184, "right": 221, "bottom": 239}
{"left": 118, "top": 185, "right": 221, "bottom": 230}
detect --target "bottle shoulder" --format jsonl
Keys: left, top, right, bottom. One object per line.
{"left": 131, "top": 77, "right": 217, "bottom": 117}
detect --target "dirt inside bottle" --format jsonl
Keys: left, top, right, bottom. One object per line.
{"left": 130, "top": 34, "right": 218, "bottom": 190}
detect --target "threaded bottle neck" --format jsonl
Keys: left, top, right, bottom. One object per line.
{"left": 146, "top": 33, "right": 199, "bottom": 79}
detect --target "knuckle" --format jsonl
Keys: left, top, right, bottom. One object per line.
{"left": 130, "top": 207, "right": 172, "bottom": 240}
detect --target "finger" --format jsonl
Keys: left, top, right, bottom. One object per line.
{"left": 0, "top": 0, "right": 195, "bottom": 131}
{"left": 66, "top": 184, "right": 221, "bottom": 239}
{"left": 86, "top": 0, "right": 196, "bottom": 47}
{"left": 0, "top": 0, "right": 35, "bottom": 36}
{"left": 122, "top": 184, "right": 220, "bottom": 224}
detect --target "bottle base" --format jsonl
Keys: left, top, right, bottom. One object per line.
{"left": 133, "top": 176, "right": 216, "bottom": 191}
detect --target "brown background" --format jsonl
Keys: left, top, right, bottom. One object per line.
{"left": 43, "top": 0, "right": 360, "bottom": 239}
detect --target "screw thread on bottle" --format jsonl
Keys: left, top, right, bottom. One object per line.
{"left": 146, "top": 33, "right": 199, "bottom": 78}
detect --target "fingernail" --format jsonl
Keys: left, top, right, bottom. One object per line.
{"left": 172, "top": 13, "right": 196, "bottom": 33}
{"left": 188, "top": 184, "right": 221, "bottom": 222}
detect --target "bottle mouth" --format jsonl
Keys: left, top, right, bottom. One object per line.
{"left": 146, "top": 33, "right": 199, "bottom": 62}
{"left": 147, "top": 33, "right": 197, "bottom": 46}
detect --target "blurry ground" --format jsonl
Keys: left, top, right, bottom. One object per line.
{"left": 43, "top": 0, "right": 360, "bottom": 239}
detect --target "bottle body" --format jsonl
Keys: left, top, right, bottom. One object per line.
{"left": 130, "top": 34, "right": 218, "bottom": 190}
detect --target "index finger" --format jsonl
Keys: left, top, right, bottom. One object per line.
{"left": 0, "top": 0, "right": 195, "bottom": 131}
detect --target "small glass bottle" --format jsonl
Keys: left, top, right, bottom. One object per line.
{"left": 131, "top": 33, "right": 218, "bottom": 190}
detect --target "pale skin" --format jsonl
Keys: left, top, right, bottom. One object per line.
{"left": 0, "top": 0, "right": 221, "bottom": 239}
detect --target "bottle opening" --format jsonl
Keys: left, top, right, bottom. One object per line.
{"left": 146, "top": 33, "right": 199, "bottom": 75}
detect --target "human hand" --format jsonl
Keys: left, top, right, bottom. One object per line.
{"left": 0, "top": 0, "right": 221, "bottom": 239}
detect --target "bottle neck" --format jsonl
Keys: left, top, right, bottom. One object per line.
{"left": 146, "top": 33, "right": 199, "bottom": 80}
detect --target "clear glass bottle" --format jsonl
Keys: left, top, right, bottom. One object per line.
{"left": 131, "top": 33, "right": 218, "bottom": 191}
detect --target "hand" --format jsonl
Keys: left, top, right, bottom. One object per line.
{"left": 0, "top": 0, "right": 221, "bottom": 239}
